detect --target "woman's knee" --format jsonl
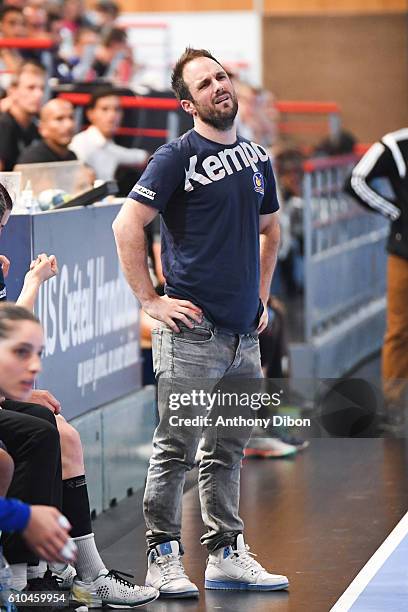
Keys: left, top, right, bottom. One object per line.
{"left": 56, "top": 417, "right": 82, "bottom": 451}
{"left": 56, "top": 417, "right": 84, "bottom": 476}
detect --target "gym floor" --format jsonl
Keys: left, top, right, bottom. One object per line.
{"left": 93, "top": 437, "right": 408, "bottom": 612}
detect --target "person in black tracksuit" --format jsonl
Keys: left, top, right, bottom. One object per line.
{"left": 345, "top": 128, "right": 408, "bottom": 432}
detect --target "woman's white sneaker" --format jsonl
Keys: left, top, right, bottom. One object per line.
{"left": 205, "top": 534, "right": 289, "bottom": 591}
{"left": 49, "top": 564, "right": 76, "bottom": 590}
{"left": 145, "top": 541, "right": 199, "bottom": 598}
{"left": 71, "top": 568, "right": 159, "bottom": 608}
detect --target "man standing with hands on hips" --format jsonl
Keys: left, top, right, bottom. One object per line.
{"left": 113, "top": 48, "right": 289, "bottom": 598}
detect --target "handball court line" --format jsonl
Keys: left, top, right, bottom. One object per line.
{"left": 330, "top": 510, "right": 408, "bottom": 611}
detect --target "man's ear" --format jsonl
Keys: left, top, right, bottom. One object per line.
{"left": 86, "top": 107, "right": 94, "bottom": 123}
{"left": 180, "top": 99, "right": 196, "bottom": 116}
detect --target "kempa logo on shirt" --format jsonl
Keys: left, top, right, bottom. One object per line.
{"left": 184, "top": 141, "right": 269, "bottom": 192}
{"left": 133, "top": 184, "right": 156, "bottom": 200}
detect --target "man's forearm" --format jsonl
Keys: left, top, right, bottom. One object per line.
{"left": 113, "top": 219, "right": 158, "bottom": 307}
{"left": 259, "top": 222, "right": 280, "bottom": 304}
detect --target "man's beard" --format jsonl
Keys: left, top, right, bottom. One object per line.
{"left": 195, "top": 94, "right": 239, "bottom": 131}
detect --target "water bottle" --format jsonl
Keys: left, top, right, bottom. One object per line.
{"left": 0, "top": 548, "right": 16, "bottom": 612}
{"left": 18, "top": 180, "right": 40, "bottom": 213}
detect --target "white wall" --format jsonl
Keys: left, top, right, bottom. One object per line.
{"left": 119, "top": 12, "right": 262, "bottom": 90}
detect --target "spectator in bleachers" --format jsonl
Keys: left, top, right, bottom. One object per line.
{"left": 235, "top": 80, "right": 257, "bottom": 141}
{"left": 1, "top": 0, "right": 25, "bottom": 7}
{"left": 16, "top": 98, "right": 77, "bottom": 164}
{"left": 273, "top": 148, "right": 305, "bottom": 296}
{"left": 0, "top": 4, "right": 25, "bottom": 38}
{"left": 315, "top": 129, "right": 357, "bottom": 157}
{"left": 61, "top": 0, "right": 88, "bottom": 34}
{"left": 69, "top": 87, "right": 148, "bottom": 181}
{"left": 23, "top": 0, "right": 48, "bottom": 39}
{"left": 0, "top": 60, "right": 45, "bottom": 170}
{"left": 257, "top": 89, "right": 279, "bottom": 149}
{"left": 0, "top": 6, "right": 25, "bottom": 75}
{"left": 91, "top": 26, "right": 134, "bottom": 84}
{"left": 65, "top": 24, "right": 100, "bottom": 80}
{"left": 72, "top": 23, "right": 100, "bottom": 57}
{"left": 91, "top": 0, "right": 119, "bottom": 34}
{"left": 235, "top": 80, "right": 278, "bottom": 149}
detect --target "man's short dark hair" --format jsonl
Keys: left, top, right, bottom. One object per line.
{"left": 0, "top": 182, "right": 13, "bottom": 217}
{"left": 0, "top": 6, "right": 23, "bottom": 22}
{"left": 88, "top": 86, "right": 120, "bottom": 110}
{"left": 11, "top": 59, "right": 46, "bottom": 87}
{"left": 171, "top": 47, "right": 225, "bottom": 101}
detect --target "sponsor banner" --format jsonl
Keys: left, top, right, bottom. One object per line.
{"left": 4, "top": 205, "right": 141, "bottom": 419}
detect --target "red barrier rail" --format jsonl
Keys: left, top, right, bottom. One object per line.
{"left": 116, "top": 126, "right": 167, "bottom": 138}
{"left": 58, "top": 92, "right": 180, "bottom": 111}
{"left": 0, "top": 38, "right": 54, "bottom": 49}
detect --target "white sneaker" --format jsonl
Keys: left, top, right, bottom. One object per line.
{"left": 205, "top": 534, "right": 289, "bottom": 591}
{"left": 244, "top": 437, "right": 297, "bottom": 458}
{"left": 71, "top": 568, "right": 159, "bottom": 608}
{"left": 50, "top": 564, "right": 76, "bottom": 590}
{"left": 145, "top": 541, "right": 199, "bottom": 598}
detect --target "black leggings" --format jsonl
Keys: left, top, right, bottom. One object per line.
{"left": 0, "top": 401, "right": 62, "bottom": 564}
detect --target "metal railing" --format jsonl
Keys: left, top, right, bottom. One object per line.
{"left": 276, "top": 100, "right": 342, "bottom": 139}
{"left": 303, "top": 154, "right": 388, "bottom": 343}
{"left": 288, "top": 154, "right": 388, "bottom": 379}
{"left": 57, "top": 92, "right": 180, "bottom": 144}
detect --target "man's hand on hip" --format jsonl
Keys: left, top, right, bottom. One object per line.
{"left": 257, "top": 302, "right": 269, "bottom": 334}
{"left": 143, "top": 295, "right": 203, "bottom": 333}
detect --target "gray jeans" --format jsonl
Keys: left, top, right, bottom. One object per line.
{"left": 143, "top": 316, "right": 263, "bottom": 552}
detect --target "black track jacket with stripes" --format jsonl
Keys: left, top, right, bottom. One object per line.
{"left": 345, "top": 128, "right": 408, "bottom": 260}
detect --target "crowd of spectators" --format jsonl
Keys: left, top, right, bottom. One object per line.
{"left": 0, "top": 0, "right": 150, "bottom": 193}
{"left": 0, "top": 0, "right": 132, "bottom": 86}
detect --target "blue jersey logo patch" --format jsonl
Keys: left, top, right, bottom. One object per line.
{"left": 253, "top": 172, "right": 264, "bottom": 195}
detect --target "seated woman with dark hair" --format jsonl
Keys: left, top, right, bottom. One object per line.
{"left": 0, "top": 302, "right": 158, "bottom": 607}
{"left": 0, "top": 303, "right": 75, "bottom": 596}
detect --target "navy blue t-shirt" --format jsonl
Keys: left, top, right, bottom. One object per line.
{"left": 129, "top": 129, "right": 279, "bottom": 333}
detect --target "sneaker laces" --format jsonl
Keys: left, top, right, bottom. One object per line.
{"left": 230, "top": 545, "right": 264, "bottom": 572}
{"left": 156, "top": 554, "right": 188, "bottom": 580}
{"left": 104, "top": 569, "right": 138, "bottom": 588}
